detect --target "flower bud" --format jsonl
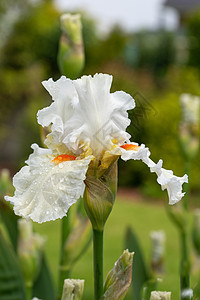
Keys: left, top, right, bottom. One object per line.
{"left": 18, "top": 219, "right": 46, "bottom": 289}
{"left": 150, "top": 230, "right": 165, "bottom": 275}
{"left": 83, "top": 161, "right": 117, "bottom": 231}
{"left": 57, "top": 13, "right": 84, "bottom": 79}
{"left": 0, "top": 168, "right": 14, "bottom": 198}
{"left": 150, "top": 291, "right": 171, "bottom": 300}
{"left": 102, "top": 249, "right": 134, "bottom": 300}
{"left": 179, "top": 123, "right": 199, "bottom": 161}
{"left": 61, "top": 216, "right": 91, "bottom": 271}
{"left": 179, "top": 93, "right": 200, "bottom": 161}
{"left": 192, "top": 209, "right": 200, "bottom": 255}
{"left": 180, "top": 94, "right": 200, "bottom": 124}
{"left": 61, "top": 279, "right": 84, "bottom": 300}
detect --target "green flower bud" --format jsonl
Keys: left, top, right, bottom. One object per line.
{"left": 61, "top": 216, "right": 91, "bottom": 271}
{"left": 179, "top": 123, "right": 199, "bottom": 161}
{"left": 150, "top": 230, "right": 165, "bottom": 275}
{"left": 102, "top": 249, "right": 134, "bottom": 300}
{"left": 179, "top": 93, "right": 200, "bottom": 161}
{"left": 61, "top": 279, "right": 84, "bottom": 300}
{"left": 58, "top": 13, "right": 84, "bottom": 79}
{"left": 0, "top": 168, "right": 14, "bottom": 198}
{"left": 150, "top": 291, "right": 171, "bottom": 300}
{"left": 18, "top": 219, "right": 46, "bottom": 290}
{"left": 180, "top": 94, "right": 200, "bottom": 124}
{"left": 83, "top": 161, "right": 117, "bottom": 231}
{"left": 192, "top": 209, "right": 200, "bottom": 255}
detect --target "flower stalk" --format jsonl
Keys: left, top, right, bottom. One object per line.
{"left": 179, "top": 161, "right": 191, "bottom": 299}
{"left": 93, "top": 229, "right": 104, "bottom": 300}
{"left": 83, "top": 160, "right": 118, "bottom": 299}
{"left": 174, "top": 93, "right": 200, "bottom": 299}
{"left": 59, "top": 213, "right": 71, "bottom": 298}
{"left": 180, "top": 230, "right": 191, "bottom": 300}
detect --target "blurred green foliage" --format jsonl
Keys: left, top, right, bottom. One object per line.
{"left": 0, "top": 0, "right": 60, "bottom": 167}
{"left": 0, "top": 1, "right": 199, "bottom": 195}
{"left": 187, "top": 10, "right": 200, "bottom": 70}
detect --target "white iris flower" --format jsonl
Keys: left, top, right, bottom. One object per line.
{"left": 5, "top": 74, "right": 188, "bottom": 223}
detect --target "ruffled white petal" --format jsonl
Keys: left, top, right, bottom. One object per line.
{"left": 37, "top": 76, "right": 78, "bottom": 150}
{"left": 38, "top": 74, "right": 135, "bottom": 156}
{"left": 148, "top": 159, "right": 188, "bottom": 205}
{"left": 5, "top": 144, "right": 91, "bottom": 223}
{"left": 119, "top": 143, "right": 188, "bottom": 205}
{"left": 69, "top": 74, "right": 135, "bottom": 156}
{"left": 119, "top": 143, "right": 151, "bottom": 162}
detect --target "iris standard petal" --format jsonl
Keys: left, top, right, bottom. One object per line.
{"left": 38, "top": 74, "right": 135, "bottom": 157}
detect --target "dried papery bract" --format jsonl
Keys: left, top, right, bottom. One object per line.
{"left": 61, "top": 279, "right": 84, "bottom": 300}
{"left": 101, "top": 249, "right": 134, "bottom": 300}
{"left": 150, "top": 291, "right": 171, "bottom": 300}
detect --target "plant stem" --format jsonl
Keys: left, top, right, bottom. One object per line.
{"left": 61, "top": 215, "right": 71, "bottom": 250}
{"left": 179, "top": 160, "right": 192, "bottom": 299}
{"left": 93, "top": 229, "right": 103, "bottom": 300}
{"left": 183, "top": 160, "right": 191, "bottom": 211}
{"left": 26, "top": 284, "right": 32, "bottom": 300}
{"left": 180, "top": 230, "right": 191, "bottom": 300}
{"left": 58, "top": 268, "right": 71, "bottom": 297}
{"left": 58, "top": 213, "right": 71, "bottom": 298}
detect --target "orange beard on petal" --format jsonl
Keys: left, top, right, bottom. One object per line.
{"left": 120, "top": 144, "right": 140, "bottom": 151}
{"left": 52, "top": 154, "right": 76, "bottom": 163}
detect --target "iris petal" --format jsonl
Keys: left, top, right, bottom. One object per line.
{"left": 5, "top": 144, "right": 91, "bottom": 223}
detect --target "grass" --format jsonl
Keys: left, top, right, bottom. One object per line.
{"left": 34, "top": 194, "right": 196, "bottom": 299}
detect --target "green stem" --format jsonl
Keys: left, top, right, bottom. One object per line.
{"left": 25, "top": 284, "right": 32, "bottom": 300}
{"left": 179, "top": 161, "right": 192, "bottom": 299}
{"left": 183, "top": 161, "right": 191, "bottom": 211}
{"left": 58, "top": 268, "right": 71, "bottom": 298}
{"left": 58, "top": 213, "right": 71, "bottom": 298}
{"left": 180, "top": 230, "right": 191, "bottom": 300}
{"left": 93, "top": 229, "right": 103, "bottom": 300}
{"left": 61, "top": 214, "right": 71, "bottom": 250}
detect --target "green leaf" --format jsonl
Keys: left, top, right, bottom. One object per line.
{"left": 193, "top": 278, "right": 200, "bottom": 299}
{"left": 32, "top": 255, "right": 56, "bottom": 300}
{"left": 0, "top": 230, "right": 26, "bottom": 300}
{"left": 124, "top": 227, "right": 150, "bottom": 300}
{"left": 0, "top": 199, "right": 19, "bottom": 251}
